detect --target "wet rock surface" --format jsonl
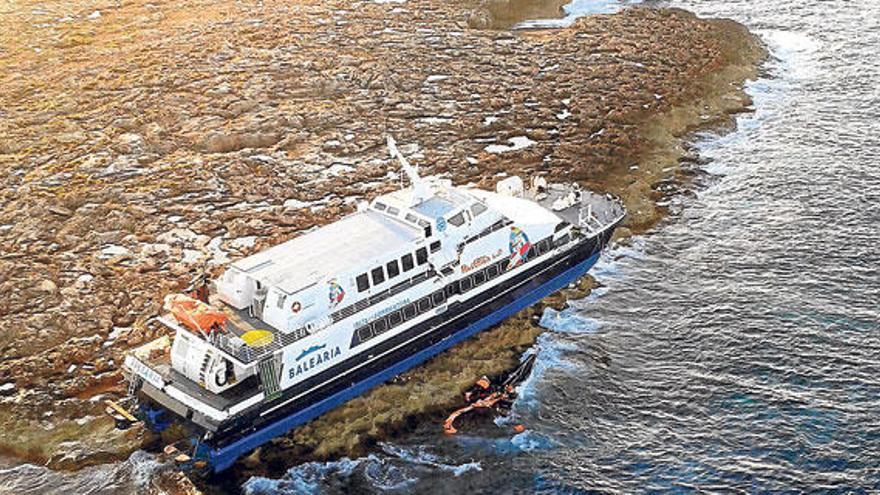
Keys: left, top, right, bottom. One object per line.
{"left": 0, "top": 0, "right": 763, "bottom": 480}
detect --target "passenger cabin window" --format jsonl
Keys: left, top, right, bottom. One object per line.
{"left": 405, "top": 213, "right": 419, "bottom": 223}
{"left": 471, "top": 202, "right": 488, "bottom": 217}
{"left": 374, "top": 202, "right": 387, "bottom": 211}
{"left": 356, "top": 273, "right": 370, "bottom": 292}
{"left": 371, "top": 266, "right": 385, "bottom": 285}
{"left": 430, "top": 241, "right": 441, "bottom": 253}
{"left": 401, "top": 254, "right": 414, "bottom": 272}
{"left": 386, "top": 260, "right": 400, "bottom": 278}
{"left": 387, "top": 206, "right": 400, "bottom": 216}
{"left": 448, "top": 212, "right": 466, "bottom": 227}
{"left": 276, "top": 293, "right": 286, "bottom": 309}
{"left": 416, "top": 247, "right": 428, "bottom": 265}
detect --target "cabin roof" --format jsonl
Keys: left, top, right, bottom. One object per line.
{"left": 231, "top": 210, "right": 423, "bottom": 294}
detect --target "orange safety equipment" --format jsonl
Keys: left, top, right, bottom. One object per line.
{"left": 165, "top": 294, "right": 228, "bottom": 336}
{"left": 443, "top": 392, "right": 504, "bottom": 434}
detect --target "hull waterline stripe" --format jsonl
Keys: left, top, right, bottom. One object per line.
{"left": 207, "top": 250, "right": 602, "bottom": 472}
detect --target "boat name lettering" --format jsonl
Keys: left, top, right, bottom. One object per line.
{"left": 461, "top": 249, "right": 503, "bottom": 273}
{"left": 289, "top": 345, "right": 342, "bottom": 379}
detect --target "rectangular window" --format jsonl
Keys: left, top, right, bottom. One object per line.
{"left": 417, "top": 297, "right": 432, "bottom": 313}
{"left": 374, "top": 202, "right": 387, "bottom": 211}
{"left": 416, "top": 248, "right": 428, "bottom": 265}
{"left": 487, "top": 265, "right": 499, "bottom": 279}
{"left": 371, "top": 266, "right": 385, "bottom": 285}
{"left": 401, "top": 254, "right": 414, "bottom": 272}
{"left": 445, "top": 284, "right": 458, "bottom": 298}
{"left": 405, "top": 213, "right": 418, "bottom": 223}
{"left": 373, "top": 319, "right": 388, "bottom": 334}
{"left": 403, "top": 304, "right": 417, "bottom": 320}
{"left": 388, "top": 311, "right": 403, "bottom": 327}
{"left": 431, "top": 291, "right": 445, "bottom": 306}
{"left": 430, "top": 241, "right": 441, "bottom": 253}
{"left": 460, "top": 277, "right": 473, "bottom": 293}
{"left": 356, "top": 273, "right": 370, "bottom": 292}
{"left": 555, "top": 234, "right": 570, "bottom": 246}
{"left": 473, "top": 271, "right": 486, "bottom": 286}
{"left": 357, "top": 326, "right": 373, "bottom": 343}
{"left": 387, "top": 206, "right": 400, "bottom": 216}
{"left": 276, "top": 293, "right": 286, "bottom": 309}
{"left": 538, "top": 239, "right": 550, "bottom": 255}
{"left": 386, "top": 260, "right": 400, "bottom": 278}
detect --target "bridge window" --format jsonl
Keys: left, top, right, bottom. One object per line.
{"left": 356, "top": 273, "right": 370, "bottom": 292}
{"left": 416, "top": 247, "right": 428, "bottom": 265}
{"left": 371, "top": 266, "right": 385, "bottom": 285}
{"left": 387, "top": 260, "right": 400, "bottom": 279}
{"left": 470, "top": 202, "right": 487, "bottom": 217}
{"left": 448, "top": 212, "right": 466, "bottom": 227}
{"left": 357, "top": 326, "right": 372, "bottom": 342}
{"left": 401, "top": 253, "right": 414, "bottom": 272}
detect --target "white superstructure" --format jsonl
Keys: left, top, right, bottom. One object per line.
{"left": 124, "top": 139, "right": 625, "bottom": 433}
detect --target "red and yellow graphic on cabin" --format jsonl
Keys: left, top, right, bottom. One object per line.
{"left": 328, "top": 279, "right": 345, "bottom": 307}
{"left": 507, "top": 226, "right": 531, "bottom": 270}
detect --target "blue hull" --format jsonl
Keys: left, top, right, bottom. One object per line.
{"left": 203, "top": 250, "right": 603, "bottom": 472}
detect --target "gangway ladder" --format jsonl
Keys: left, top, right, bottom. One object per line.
{"left": 258, "top": 352, "right": 284, "bottom": 402}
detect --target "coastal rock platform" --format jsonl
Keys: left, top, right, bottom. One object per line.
{"left": 0, "top": 0, "right": 764, "bottom": 482}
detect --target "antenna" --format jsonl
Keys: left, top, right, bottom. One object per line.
{"left": 387, "top": 136, "right": 432, "bottom": 206}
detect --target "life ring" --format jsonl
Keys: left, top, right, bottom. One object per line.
{"left": 291, "top": 301, "right": 302, "bottom": 313}
{"left": 214, "top": 367, "right": 228, "bottom": 387}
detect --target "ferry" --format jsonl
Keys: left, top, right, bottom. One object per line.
{"left": 122, "top": 138, "right": 626, "bottom": 472}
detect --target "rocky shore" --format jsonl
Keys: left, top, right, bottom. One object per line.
{"left": 0, "top": 0, "right": 764, "bottom": 486}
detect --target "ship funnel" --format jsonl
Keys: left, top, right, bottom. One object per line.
{"left": 387, "top": 136, "right": 432, "bottom": 206}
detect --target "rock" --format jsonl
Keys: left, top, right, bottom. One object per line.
{"left": 201, "top": 132, "right": 281, "bottom": 153}
{"left": 39, "top": 279, "right": 58, "bottom": 293}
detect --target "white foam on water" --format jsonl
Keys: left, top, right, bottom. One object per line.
{"left": 380, "top": 443, "right": 482, "bottom": 476}
{"left": 539, "top": 307, "right": 601, "bottom": 334}
{"left": 695, "top": 28, "right": 816, "bottom": 178}
{"left": 0, "top": 451, "right": 165, "bottom": 495}
{"left": 243, "top": 457, "right": 362, "bottom": 494}
{"left": 510, "top": 430, "right": 560, "bottom": 452}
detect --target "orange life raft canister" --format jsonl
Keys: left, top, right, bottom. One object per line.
{"left": 164, "top": 294, "right": 228, "bottom": 335}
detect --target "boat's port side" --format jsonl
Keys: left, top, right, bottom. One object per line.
{"left": 120, "top": 164, "right": 626, "bottom": 474}
{"left": 200, "top": 234, "right": 611, "bottom": 472}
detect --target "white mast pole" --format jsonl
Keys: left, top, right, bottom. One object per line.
{"left": 387, "top": 136, "right": 432, "bottom": 206}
